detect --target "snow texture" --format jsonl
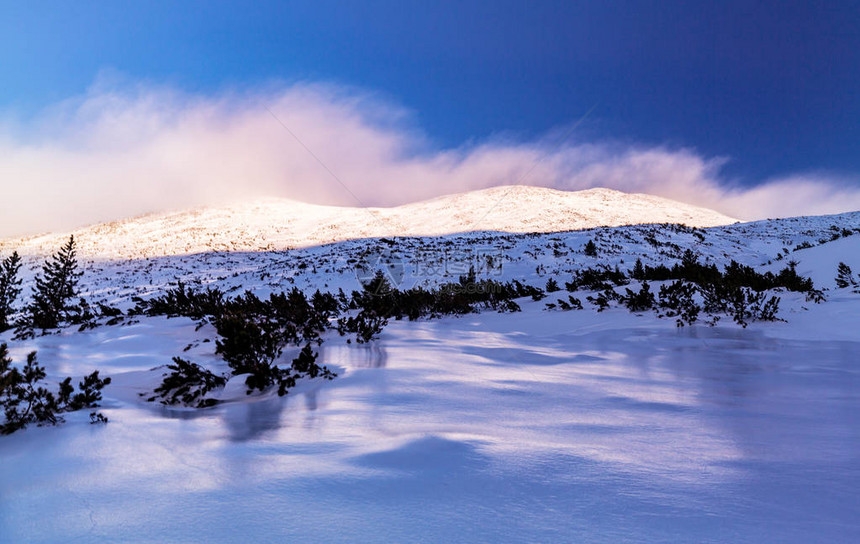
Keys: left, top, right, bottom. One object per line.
{"left": 1, "top": 187, "right": 859, "bottom": 543}
{"left": 1, "top": 186, "right": 737, "bottom": 260}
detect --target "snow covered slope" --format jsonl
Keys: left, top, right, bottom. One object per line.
{"left": 765, "top": 235, "right": 860, "bottom": 290}
{"left": 0, "top": 186, "right": 737, "bottom": 260}
{"left": 2, "top": 199, "right": 860, "bottom": 543}
{"left": 8, "top": 209, "right": 847, "bottom": 311}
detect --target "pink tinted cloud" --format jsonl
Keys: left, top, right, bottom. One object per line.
{"left": 1, "top": 80, "right": 858, "bottom": 237}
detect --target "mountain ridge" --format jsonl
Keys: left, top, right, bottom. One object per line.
{"left": 1, "top": 185, "right": 738, "bottom": 260}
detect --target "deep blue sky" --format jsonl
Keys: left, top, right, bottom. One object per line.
{"left": 2, "top": 0, "right": 858, "bottom": 184}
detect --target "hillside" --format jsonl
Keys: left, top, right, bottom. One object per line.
{"left": 0, "top": 186, "right": 737, "bottom": 260}
{"left": 2, "top": 203, "right": 860, "bottom": 544}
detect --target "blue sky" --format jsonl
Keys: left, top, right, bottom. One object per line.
{"left": 2, "top": 0, "right": 858, "bottom": 180}
{"left": 1, "top": 1, "right": 860, "bottom": 235}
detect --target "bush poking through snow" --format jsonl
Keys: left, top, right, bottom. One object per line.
{"left": 621, "top": 282, "right": 655, "bottom": 312}
{"left": 586, "top": 291, "right": 613, "bottom": 312}
{"left": 133, "top": 281, "right": 226, "bottom": 319}
{"left": 726, "top": 288, "right": 781, "bottom": 328}
{"left": 149, "top": 357, "right": 227, "bottom": 408}
{"left": 566, "top": 266, "right": 628, "bottom": 292}
{"left": 138, "top": 251, "right": 820, "bottom": 406}
{"left": 558, "top": 252, "right": 811, "bottom": 326}
{"left": 150, "top": 346, "right": 336, "bottom": 406}
{"left": 835, "top": 262, "right": 857, "bottom": 289}
{"left": 214, "top": 313, "right": 285, "bottom": 378}
{"left": 212, "top": 297, "right": 336, "bottom": 395}
{"left": 134, "top": 282, "right": 337, "bottom": 396}
{"left": 658, "top": 281, "right": 700, "bottom": 326}
{"left": 547, "top": 295, "right": 583, "bottom": 311}
{"left": 1, "top": 349, "right": 57, "bottom": 433}
{"left": 140, "top": 285, "right": 339, "bottom": 403}
{"left": 631, "top": 253, "right": 815, "bottom": 295}
{"left": 347, "top": 268, "right": 535, "bottom": 323}
{"left": 339, "top": 310, "right": 388, "bottom": 343}
{"left": 57, "top": 370, "right": 112, "bottom": 411}
{"left": 0, "top": 343, "right": 111, "bottom": 435}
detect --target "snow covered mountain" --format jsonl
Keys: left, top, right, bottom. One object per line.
{"left": 3, "top": 186, "right": 860, "bottom": 543}
{"left": 0, "top": 186, "right": 737, "bottom": 260}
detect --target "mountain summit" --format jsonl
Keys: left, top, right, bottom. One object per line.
{"left": 2, "top": 186, "right": 737, "bottom": 260}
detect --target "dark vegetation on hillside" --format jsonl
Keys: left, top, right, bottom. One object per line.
{"left": 9, "top": 236, "right": 124, "bottom": 339}
{"left": 546, "top": 249, "right": 822, "bottom": 327}
{"left": 835, "top": 262, "right": 860, "bottom": 292}
{"left": 0, "top": 237, "right": 112, "bottom": 434}
{"left": 0, "top": 226, "right": 842, "bottom": 428}
{"left": 131, "top": 269, "right": 548, "bottom": 406}
{"left": 0, "top": 343, "right": 110, "bottom": 434}
{"left": 132, "top": 248, "right": 825, "bottom": 407}
{"left": 131, "top": 283, "right": 338, "bottom": 404}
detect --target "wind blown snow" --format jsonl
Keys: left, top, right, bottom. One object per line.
{"left": 2, "top": 79, "right": 860, "bottom": 237}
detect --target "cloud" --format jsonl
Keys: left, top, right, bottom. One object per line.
{"left": 1, "top": 78, "right": 859, "bottom": 237}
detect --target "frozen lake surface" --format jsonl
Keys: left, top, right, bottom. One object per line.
{"left": 2, "top": 303, "right": 858, "bottom": 543}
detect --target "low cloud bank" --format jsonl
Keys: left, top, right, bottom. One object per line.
{"left": 2, "top": 79, "right": 859, "bottom": 237}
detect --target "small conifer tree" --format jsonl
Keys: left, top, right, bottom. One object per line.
{"left": 1, "top": 343, "right": 111, "bottom": 434}
{"left": 584, "top": 240, "right": 598, "bottom": 257}
{"left": 835, "top": 262, "right": 856, "bottom": 289}
{"left": 28, "top": 236, "right": 83, "bottom": 331}
{"left": 0, "top": 252, "right": 22, "bottom": 332}
{"left": 631, "top": 258, "right": 645, "bottom": 280}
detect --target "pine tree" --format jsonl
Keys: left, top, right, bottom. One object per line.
{"left": 0, "top": 252, "right": 22, "bottom": 332}
{"left": 28, "top": 236, "right": 83, "bottom": 331}
{"left": 631, "top": 258, "right": 645, "bottom": 280}
{"left": 584, "top": 240, "right": 598, "bottom": 257}
{"left": 1, "top": 344, "right": 111, "bottom": 434}
{"left": 835, "top": 262, "right": 856, "bottom": 289}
